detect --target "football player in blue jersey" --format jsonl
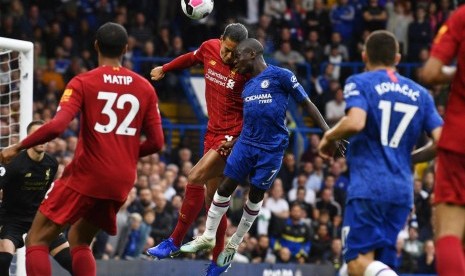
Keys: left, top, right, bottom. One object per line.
{"left": 179, "top": 38, "right": 342, "bottom": 273}
{"left": 319, "top": 30, "right": 443, "bottom": 276}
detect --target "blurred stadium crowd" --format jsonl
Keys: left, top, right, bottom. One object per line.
{"left": 0, "top": 0, "right": 454, "bottom": 274}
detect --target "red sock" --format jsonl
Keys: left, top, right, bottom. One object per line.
{"left": 171, "top": 184, "right": 205, "bottom": 246}
{"left": 212, "top": 214, "right": 227, "bottom": 262}
{"left": 436, "top": 235, "right": 465, "bottom": 276}
{"left": 26, "top": 245, "right": 51, "bottom": 276}
{"left": 71, "top": 245, "right": 96, "bottom": 276}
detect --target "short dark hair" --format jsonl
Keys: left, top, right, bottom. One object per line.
{"left": 239, "top": 38, "right": 264, "bottom": 55}
{"left": 27, "top": 120, "right": 45, "bottom": 134}
{"left": 365, "top": 30, "right": 398, "bottom": 67}
{"left": 96, "top": 22, "right": 128, "bottom": 58}
{"left": 222, "top": 23, "right": 248, "bottom": 43}
{"left": 291, "top": 202, "right": 302, "bottom": 210}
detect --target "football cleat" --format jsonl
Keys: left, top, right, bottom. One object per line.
{"left": 205, "top": 261, "right": 231, "bottom": 276}
{"left": 146, "top": 238, "right": 180, "bottom": 260}
{"left": 180, "top": 235, "right": 215, "bottom": 253}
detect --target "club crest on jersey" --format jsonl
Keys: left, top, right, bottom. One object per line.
{"left": 45, "top": 168, "right": 51, "bottom": 180}
{"left": 209, "top": 60, "right": 216, "bottom": 66}
{"left": 261, "top": 80, "right": 270, "bottom": 89}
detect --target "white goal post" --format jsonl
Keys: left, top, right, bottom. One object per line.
{"left": 0, "top": 37, "right": 33, "bottom": 276}
{"left": 0, "top": 37, "right": 33, "bottom": 142}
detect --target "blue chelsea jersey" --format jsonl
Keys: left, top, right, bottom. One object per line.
{"left": 344, "top": 69, "right": 443, "bottom": 207}
{"left": 239, "top": 65, "right": 308, "bottom": 151}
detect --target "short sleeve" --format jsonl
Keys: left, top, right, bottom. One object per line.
{"left": 422, "top": 92, "right": 443, "bottom": 133}
{"left": 430, "top": 8, "right": 463, "bottom": 64}
{"left": 279, "top": 68, "right": 308, "bottom": 103}
{"left": 343, "top": 76, "right": 368, "bottom": 112}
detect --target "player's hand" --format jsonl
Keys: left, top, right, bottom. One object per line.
{"left": 150, "top": 66, "right": 165, "bottom": 81}
{"left": 318, "top": 134, "right": 337, "bottom": 160}
{"left": 217, "top": 135, "right": 236, "bottom": 157}
{"left": 0, "top": 143, "right": 21, "bottom": 164}
{"left": 335, "top": 139, "right": 349, "bottom": 158}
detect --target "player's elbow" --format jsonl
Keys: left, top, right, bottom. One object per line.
{"left": 347, "top": 117, "right": 365, "bottom": 133}
{"left": 420, "top": 58, "right": 450, "bottom": 85}
{"left": 419, "top": 68, "right": 437, "bottom": 85}
{"left": 153, "top": 136, "right": 164, "bottom": 153}
{"left": 431, "top": 127, "right": 442, "bottom": 145}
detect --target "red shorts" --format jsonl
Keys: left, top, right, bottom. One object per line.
{"left": 203, "top": 131, "right": 237, "bottom": 156}
{"left": 39, "top": 181, "right": 125, "bottom": 235}
{"left": 434, "top": 149, "right": 465, "bottom": 205}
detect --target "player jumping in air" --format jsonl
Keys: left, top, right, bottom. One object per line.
{"left": 179, "top": 38, "right": 337, "bottom": 273}
{"left": 319, "top": 30, "right": 443, "bottom": 276}
{"left": 0, "top": 121, "right": 72, "bottom": 275}
{"left": 146, "top": 23, "right": 250, "bottom": 274}
{"left": 420, "top": 2, "right": 465, "bottom": 275}
{"left": 0, "top": 22, "right": 164, "bottom": 276}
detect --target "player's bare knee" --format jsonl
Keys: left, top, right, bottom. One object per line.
{"left": 249, "top": 186, "right": 265, "bottom": 203}
{"left": 187, "top": 169, "right": 205, "bottom": 184}
{"left": 217, "top": 184, "right": 233, "bottom": 197}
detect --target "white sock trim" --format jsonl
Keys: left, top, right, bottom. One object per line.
{"left": 213, "top": 191, "right": 231, "bottom": 204}
{"left": 244, "top": 200, "right": 263, "bottom": 215}
{"left": 364, "top": 261, "right": 398, "bottom": 276}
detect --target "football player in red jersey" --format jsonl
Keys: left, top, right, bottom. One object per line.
{"left": 420, "top": 3, "right": 465, "bottom": 276}
{"left": 0, "top": 22, "right": 164, "bottom": 276}
{"left": 147, "top": 23, "right": 249, "bottom": 272}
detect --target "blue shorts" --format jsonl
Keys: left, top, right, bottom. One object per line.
{"left": 342, "top": 199, "right": 411, "bottom": 267}
{"left": 224, "top": 140, "right": 283, "bottom": 190}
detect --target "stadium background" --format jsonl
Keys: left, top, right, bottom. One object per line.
{"left": 0, "top": 0, "right": 450, "bottom": 275}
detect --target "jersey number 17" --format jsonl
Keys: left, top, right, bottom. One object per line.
{"left": 378, "top": 100, "right": 418, "bottom": 148}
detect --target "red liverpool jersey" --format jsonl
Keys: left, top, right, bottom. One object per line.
{"left": 163, "top": 39, "right": 247, "bottom": 136}
{"left": 22, "top": 66, "right": 163, "bottom": 201}
{"left": 430, "top": 6, "right": 465, "bottom": 154}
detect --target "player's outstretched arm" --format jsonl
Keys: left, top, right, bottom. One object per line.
{"left": 151, "top": 51, "right": 201, "bottom": 81}
{"left": 301, "top": 98, "right": 348, "bottom": 157}
{"left": 411, "top": 127, "right": 442, "bottom": 164}
{"left": 301, "top": 98, "right": 330, "bottom": 132}
{"left": 420, "top": 57, "right": 455, "bottom": 85}
{"left": 0, "top": 110, "right": 74, "bottom": 163}
{"left": 0, "top": 143, "right": 21, "bottom": 164}
{"left": 150, "top": 66, "right": 166, "bottom": 81}
{"left": 319, "top": 107, "right": 366, "bottom": 159}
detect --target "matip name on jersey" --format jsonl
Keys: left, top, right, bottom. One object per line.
{"left": 103, "top": 74, "right": 133, "bottom": 85}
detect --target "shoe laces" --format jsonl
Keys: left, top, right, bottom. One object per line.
{"left": 193, "top": 235, "right": 211, "bottom": 243}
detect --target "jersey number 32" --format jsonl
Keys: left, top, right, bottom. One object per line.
{"left": 94, "top": 91, "right": 140, "bottom": 136}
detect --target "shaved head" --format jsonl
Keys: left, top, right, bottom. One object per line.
{"left": 237, "top": 38, "right": 264, "bottom": 55}
{"left": 234, "top": 38, "right": 266, "bottom": 75}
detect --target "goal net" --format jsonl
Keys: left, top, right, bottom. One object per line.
{"left": 0, "top": 37, "right": 33, "bottom": 149}
{"left": 0, "top": 37, "right": 33, "bottom": 276}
